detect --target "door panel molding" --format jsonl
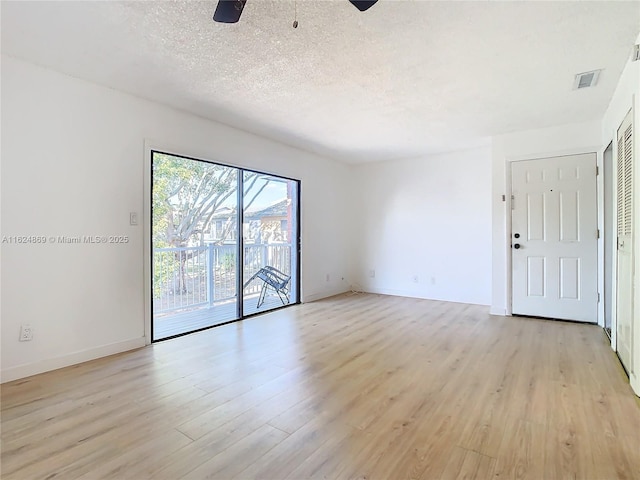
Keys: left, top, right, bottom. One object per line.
{"left": 510, "top": 153, "right": 598, "bottom": 323}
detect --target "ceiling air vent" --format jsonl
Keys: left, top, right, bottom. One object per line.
{"left": 573, "top": 70, "right": 601, "bottom": 90}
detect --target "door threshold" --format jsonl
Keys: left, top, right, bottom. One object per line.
{"left": 511, "top": 313, "right": 597, "bottom": 325}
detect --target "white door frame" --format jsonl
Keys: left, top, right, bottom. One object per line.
{"left": 602, "top": 141, "right": 618, "bottom": 351}
{"left": 504, "top": 148, "right": 603, "bottom": 324}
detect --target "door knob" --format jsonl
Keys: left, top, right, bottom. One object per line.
{"left": 514, "top": 243, "right": 521, "bottom": 249}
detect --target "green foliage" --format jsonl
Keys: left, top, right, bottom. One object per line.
{"left": 152, "top": 153, "right": 268, "bottom": 248}
{"left": 151, "top": 152, "right": 270, "bottom": 296}
{"left": 221, "top": 252, "right": 236, "bottom": 272}
{"left": 153, "top": 250, "right": 178, "bottom": 299}
{"left": 152, "top": 153, "right": 238, "bottom": 247}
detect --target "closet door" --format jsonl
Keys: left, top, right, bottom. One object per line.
{"left": 616, "top": 109, "right": 634, "bottom": 373}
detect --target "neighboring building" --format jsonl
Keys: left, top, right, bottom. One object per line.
{"left": 204, "top": 199, "right": 291, "bottom": 244}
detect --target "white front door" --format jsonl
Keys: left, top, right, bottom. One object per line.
{"left": 616, "top": 110, "right": 634, "bottom": 373}
{"left": 511, "top": 154, "right": 598, "bottom": 322}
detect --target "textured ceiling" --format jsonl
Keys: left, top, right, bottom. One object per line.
{"left": 2, "top": 1, "right": 639, "bottom": 163}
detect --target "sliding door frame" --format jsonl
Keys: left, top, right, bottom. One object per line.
{"left": 146, "top": 147, "right": 301, "bottom": 343}
{"left": 236, "top": 171, "right": 245, "bottom": 321}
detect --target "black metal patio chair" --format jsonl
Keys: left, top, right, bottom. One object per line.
{"left": 243, "top": 266, "right": 291, "bottom": 308}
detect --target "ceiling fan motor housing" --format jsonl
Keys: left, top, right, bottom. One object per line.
{"left": 213, "top": 0, "right": 247, "bottom": 23}
{"left": 213, "top": 0, "right": 378, "bottom": 23}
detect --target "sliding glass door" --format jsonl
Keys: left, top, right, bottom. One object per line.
{"left": 242, "top": 172, "right": 298, "bottom": 314}
{"left": 151, "top": 151, "right": 299, "bottom": 341}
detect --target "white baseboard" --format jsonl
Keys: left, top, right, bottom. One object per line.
{"left": 360, "top": 286, "right": 490, "bottom": 308}
{"left": 489, "top": 306, "right": 507, "bottom": 316}
{"left": 302, "top": 287, "right": 350, "bottom": 303}
{"left": 1, "top": 337, "right": 146, "bottom": 383}
{"left": 631, "top": 372, "right": 640, "bottom": 398}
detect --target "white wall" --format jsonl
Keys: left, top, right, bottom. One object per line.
{"left": 490, "top": 120, "right": 602, "bottom": 316}
{"left": 351, "top": 147, "right": 492, "bottom": 306}
{"left": 601, "top": 33, "right": 640, "bottom": 395}
{"left": 1, "top": 55, "right": 353, "bottom": 382}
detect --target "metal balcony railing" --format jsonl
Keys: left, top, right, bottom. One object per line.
{"left": 153, "top": 243, "right": 292, "bottom": 314}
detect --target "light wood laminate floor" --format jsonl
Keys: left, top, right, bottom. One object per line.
{"left": 2, "top": 293, "right": 639, "bottom": 479}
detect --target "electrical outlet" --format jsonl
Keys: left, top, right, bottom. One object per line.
{"left": 369, "top": 269, "right": 375, "bottom": 278}
{"left": 326, "top": 273, "right": 330, "bottom": 282}
{"left": 19, "top": 324, "right": 33, "bottom": 342}
{"left": 130, "top": 212, "right": 138, "bottom": 226}
{"left": 431, "top": 277, "right": 436, "bottom": 285}
{"left": 413, "top": 275, "right": 419, "bottom": 283}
